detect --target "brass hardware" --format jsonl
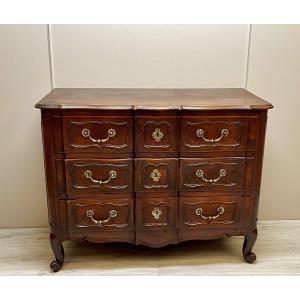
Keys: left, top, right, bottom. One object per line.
{"left": 150, "top": 168, "right": 161, "bottom": 182}
{"left": 86, "top": 209, "right": 117, "bottom": 226}
{"left": 196, "top": 168, "right": 226, "bottom": 183}
{"left": 196, "top": 128, "right": 229, "bottom": 144}
{"left": 195, "top": 207, "right": 225, "bottom": 220}
{"left": 81, "top": 128, "right": 116, "bottom": 143}
{"left": 152, "top": 128, "right": 164, "bottom": 143}
{"left": 152, "top": 207, "right": 162, "bottom": 220}
{"left": 84, "top": 169, "right": 117, "bottom": 185}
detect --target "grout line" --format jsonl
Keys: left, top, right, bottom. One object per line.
{"left": 244, "top": 24, "right": 252, "bottom": 89}
{"left": 46, "top": 24, "right": 54, "bottom": 89}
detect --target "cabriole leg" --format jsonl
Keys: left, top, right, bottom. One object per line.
{"left": 50, "top": 233, "right": 64, "bottom": 272}
{"left": 243, "top": 229, "right": 257, "bottom": 263}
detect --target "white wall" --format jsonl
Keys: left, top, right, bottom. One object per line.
{"left": 0, "top": 24, "right": 299, "bottom": 228}
{"left": 0, "top": 25, "right": 51, "bottom": 228}
{"left": 50, "top": 25, "right": 249, "bottom": 88}
{"left": 247, "top": 25, "right": 300, "bottom": 219}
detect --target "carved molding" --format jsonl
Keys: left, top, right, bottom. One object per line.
{"left": 142, "top": 162, "right": 172, "bottom": 189}
{"left": 69, "top": 121, "right": 129, "bottom": 149}
{"left": 184, "top": 121, "right": 242, "bottom": 148}
{"left": 141, "top": 121, "right": 173, "bottom": 149}
{"left": 183, "top": 161, "right": 238, "bottom": 188}
{"left": 70, "top": 236, "right": 135, "bottom": 244}
{"left": 178, "top": 228, "right": 242, "bottom": 242}
{"left": 142, "top": 202, "right": 169, "bottom": 227}
{"left": 183, "top": 201, "right": 235, "bottom": 226}
{"left": 71, "top": 163, "right": 129, "bottom": 190}
{"left": 74, "top": 202, "right": 129, "bottom": 228}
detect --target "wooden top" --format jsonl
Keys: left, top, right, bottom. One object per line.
{"left": 35, "top": 88, "right": 273, "bottom": 110}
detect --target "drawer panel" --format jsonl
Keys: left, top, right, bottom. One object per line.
{"left": 63, "top": 116, "right": 132, "bottom": 153}
{"left": 136, "top": 197, "right": 177, "bottom": 231}
{"left": 135, "top": 116, "right": 178, "bottom": 153}
{"left": 179, "top": 196, "right": 246, "bottom": 230}
{"left": 67, "top": 198, "right": 134, "bottom": 231}
{"left": 181, "top": 117, "right": 248, "bottom": 152}
{"left": 65, "top": 159, "right": 133, "bottom": 197}
{"left": 135, "top": 197, "right": 178, "bottom": 247}
{"left": 179, "top": 158, "right": 245, "bottom": 192}
{"left": 135, "top": 158, "right": 178, "bottom": 192}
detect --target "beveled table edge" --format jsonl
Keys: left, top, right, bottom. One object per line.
{"left": 35, "top": 104, "right": 273, "bottom": 110}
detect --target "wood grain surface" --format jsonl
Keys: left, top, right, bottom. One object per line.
{"left": 35, "top": 88, "right": 273, "bottom": 110}
{"left": 36, "top": 89, "right": 272, "bottom": 271}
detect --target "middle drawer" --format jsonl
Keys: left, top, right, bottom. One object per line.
{"left": 135, "top": 158, "right": 178, "bottom": 193}
{"left": 179, "top": 157, "right": 249, "bottom": 192}
{"left": 65, "top": 158, "right": 133, "bottom": 198}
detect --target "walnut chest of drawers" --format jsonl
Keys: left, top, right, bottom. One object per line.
{"left": 35, "top": 88, "right": 273, "bottom": 272}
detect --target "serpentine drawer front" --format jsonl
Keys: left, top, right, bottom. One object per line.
{"left": 63, "top": 116, "right": 132, "bottom": 154}
{"left": 35, "top": 88, "right": 272, "bottom": 272}
{"left": 135, "top": 116, "right": 178, "bottom": 154}
{"left": 65, "top": 158, "right": 133, "bottom": 197}
{"left": 181, "top": 116, "right": 249, "bottom": 152}
{"left": 179, "top": 157, "right": 253, "bottom": 192}
{"left": 135, "top": 158, "right": 178, "bottom": 193}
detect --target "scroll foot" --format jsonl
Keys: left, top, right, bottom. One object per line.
{"left": 50, "top": 260, "right": 63, "bottom": 272}
{"left": 243, "top": 229, "right": 257, "bottom": 264}
{"left": 50, "top": 233, "right": 64, "bottom": 272}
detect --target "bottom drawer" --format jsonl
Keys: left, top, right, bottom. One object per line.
{"left": 179, "top": 196, "right": 250, "bottom": 229}
{"left": 136, "top": 197, "right": 178, "bottom": 247}
{"left": 178, "top": 196, "right": 252, "bottom": 242}
{"left": 66, "top": 198, "right": 134, "bottom": 243}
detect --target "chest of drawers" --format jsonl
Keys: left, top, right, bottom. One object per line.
{"left": 35, "top": 88, "right": 272, "bottom": 272}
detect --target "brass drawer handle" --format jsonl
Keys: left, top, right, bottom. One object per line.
{"left": 196, "top": 168, "right": 226, "bottom": 183}
{"left": 86, "top": 209, "right": 117, "bottom": 226}
{"left": 84, "top": 169, "right": 117, "bottom": 185}
{"left": 152, "top": 207, "right": 163, "bottom": 220}
{"left": 195, "top": 207, "right": 225, "bottom": 220}
{"left": 81, "top": 128, "right": 116, "bottom": 143}
{"left": 152, "top": 128, "right": 164, "bottom": 143}
{"left": 196, "top": 128, "right": 229, "bottom": 144}
{"left": 150, "top": 168, "right": 161, "bottom": 182}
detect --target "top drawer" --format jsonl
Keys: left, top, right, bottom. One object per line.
{"left": 63, "top": 116, "right": 132, "bottom": 154}
{"left": 181, "top": 116, "right": 250, "bottom": 152}
{"left": 135, "top": 116, "right": 178, "bottom": 154}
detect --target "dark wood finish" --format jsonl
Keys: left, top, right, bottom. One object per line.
{"left": 35, "top": 88, "right": 273, "bottom": 110}
{"left": 66, "top": 198, "right": 135, "bottom": 244}
{"left": 179, "top": 158, "right": 247, "bottom": 192}
{"left": 36, "top": 88, "right": 272, "bottom": 271}
{"left": 136, "top": 197, "right": 177, "bottom": 230}
{"left": 178, "top": 196, "right": 246, "bottom": 229}
{"left": 65, "top": 158, "right": 133, "bottom": 197}
{"left": 135, "top": 196, "right": 178, "bottom": 246}
{"left": 63, "top": 116, "right": 132, "bottom": 154}
{"left": 67, "top": 198, "right": 134, "bottom": 231}
{"left": 135, "top": 158, "right": 177, "bottom": 193}
{"left": 243, "top": 228, "right": 258, "bottom": 263}
{"left": 49, "top": 233, "right": 64, "bottom": 272}
{"left": 135, "top": 116, "right": 178, "bottom": 153}
{"left": 181, "top": 116, "right": 249, "bottom": 152}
